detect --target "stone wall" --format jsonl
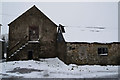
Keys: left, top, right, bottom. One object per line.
{"left": 65, "top": 42, "right": 120, "bottom": 65}
{"left": 57, "top": 41, "right": 66, "bottom": 62}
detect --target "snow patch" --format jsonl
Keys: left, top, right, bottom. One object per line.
{"left": 0, "top": 57, "right": 118, "bottom": 78}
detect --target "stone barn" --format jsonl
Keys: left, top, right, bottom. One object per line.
{"left": 7, "top": 5, "right": 120, "bottom": 65}
{"left": 7, "top": 5, "right": 65, "bottom": 61}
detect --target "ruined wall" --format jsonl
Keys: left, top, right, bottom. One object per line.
{"left": 65, "top": 42, "right": 120, "bottom": 65}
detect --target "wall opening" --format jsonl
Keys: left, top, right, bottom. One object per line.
{"left": 98, "top": 47, "right": 108, "bottom": 56}
{"left": 29, "top": 26, "right": 39, "bottom": 41}
{"left": 28, "top": 50, "right": 33, "bottom": 60}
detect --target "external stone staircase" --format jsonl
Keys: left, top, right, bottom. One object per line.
{"left": 8, "top": 41, "right": 39, "bottom": 59}
{"left": 8, "top": 42, "right": 29, "bottom": 59}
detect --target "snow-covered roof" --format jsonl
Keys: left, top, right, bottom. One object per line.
{"left": 63, "top": 27, "right": 118, "bottom": 43}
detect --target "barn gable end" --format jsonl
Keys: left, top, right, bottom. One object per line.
{"left": 7, "top": 5, "right": 58, "bottom": 61}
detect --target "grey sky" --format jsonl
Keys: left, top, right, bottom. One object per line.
{"left": 1, "top": 2, "right": 118, "bottom": 42}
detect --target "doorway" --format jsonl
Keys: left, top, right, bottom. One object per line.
{"left": 29, "top": 26, "right": 39, "bottom": 41}
{"left": 28, "top": 51, "right": 33, "bottom": 60}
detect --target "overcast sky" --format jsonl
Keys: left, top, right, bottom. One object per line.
{"left": 1, "top": 2, "right": 118, "bottom": 42}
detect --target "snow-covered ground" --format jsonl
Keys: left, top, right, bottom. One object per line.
{"left": 0, "top": 58, "right": 118, "bottom": 78}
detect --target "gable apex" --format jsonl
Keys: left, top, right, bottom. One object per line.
{"left": 29, "top": 5, "right": 39, "bottom": 11}
{"left": 8, "top": 5, "right": 58, "bottom": 27}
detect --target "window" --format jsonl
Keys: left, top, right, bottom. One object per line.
{"left": 98, "top": 47, "right": 108, "bottom": 55}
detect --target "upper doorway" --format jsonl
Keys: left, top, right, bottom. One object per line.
{"left": 29, "top": 26, "right": 39, "bottom": 41}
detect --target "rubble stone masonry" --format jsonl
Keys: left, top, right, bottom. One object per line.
{"left": 64, "top": 42, "right": 120, "bottom": 65}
